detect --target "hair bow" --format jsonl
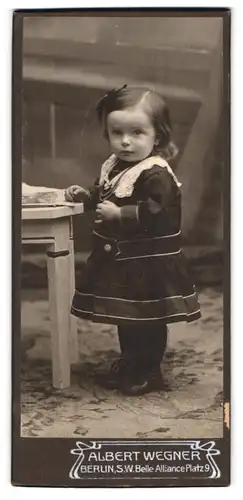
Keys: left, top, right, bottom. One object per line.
{"left": 96, "top": 84, "right": 127, "bottom": 122}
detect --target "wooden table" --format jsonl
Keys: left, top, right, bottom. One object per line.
{"left": 22, "top": 203, "right": 83, "bottom": 389}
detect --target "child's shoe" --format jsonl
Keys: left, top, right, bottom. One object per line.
{"left": 97, "top": 358, "right": 130, "bottom": 390}
{"left": 120, "top": 368, "right": 166, "bottom": 396}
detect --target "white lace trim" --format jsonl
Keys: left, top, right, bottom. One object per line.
{"left": 99, "top": 154, "right": 181, "bottom": 198}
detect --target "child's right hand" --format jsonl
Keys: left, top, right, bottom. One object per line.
{"left": 65, "top": 185, "right": 89, "bottom": 202}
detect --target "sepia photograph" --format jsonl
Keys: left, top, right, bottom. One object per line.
{"left": 12, "top": 9, "right": 230, "bottom": 486}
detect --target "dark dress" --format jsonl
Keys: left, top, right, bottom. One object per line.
{"left": 71, "top": 155, "right": 201, "bottom": 327}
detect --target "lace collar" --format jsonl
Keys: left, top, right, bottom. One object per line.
{"left": 99, "top": 154, "right": 181, "bottom": 199}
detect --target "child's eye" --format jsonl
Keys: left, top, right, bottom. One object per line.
{"left": 133, "top": 129, "right": 143, "bottom": 136}
{"left": 112, "top": 129, "right": 122, "bottom": 135}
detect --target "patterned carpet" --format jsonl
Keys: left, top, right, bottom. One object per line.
{"left": 21, "top": 287, "right": 223, "bottom": 438}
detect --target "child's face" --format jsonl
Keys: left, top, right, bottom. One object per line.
{"left": 106, "top": 107, "right": 156, "bottom": 162}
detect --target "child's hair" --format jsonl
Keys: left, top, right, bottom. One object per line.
{"left": 96, "top": 85, "right": 178, "bottom": 161}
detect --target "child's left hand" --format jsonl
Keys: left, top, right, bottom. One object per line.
{"left": 95, "top": 200, "right": 121, "bottom": 223}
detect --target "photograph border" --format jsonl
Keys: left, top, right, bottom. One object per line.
{"left": 12, "top": 8, "right": 230, "bottom": 487}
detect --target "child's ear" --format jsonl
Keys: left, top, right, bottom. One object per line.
{"left": 154, "top": 136, "right": 160, "bottom": 146}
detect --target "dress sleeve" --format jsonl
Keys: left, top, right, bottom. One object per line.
{"left": 83, "top": 177, "right": 100, "bottom": 211}
{"left": 120, "top": 165, "right": 176, "bottom": 231}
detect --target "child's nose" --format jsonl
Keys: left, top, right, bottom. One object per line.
{"left": 121, "top": 134, "right": 131, "bottom": 147}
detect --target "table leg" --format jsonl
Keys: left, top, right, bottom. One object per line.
{"left": 69, "top": 238, "right": 79, "bottom": 364}
{"left": 47, "top": 223, "right": 71, "bottom": 389}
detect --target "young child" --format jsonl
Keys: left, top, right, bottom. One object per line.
{"left": 65, "top": 85, "right": 201, "bottom": 396}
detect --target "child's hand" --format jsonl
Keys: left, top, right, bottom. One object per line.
{"left": 65, "top": 185, "right": 89, "bottom": 202}
{"left": 95, "top": 200, "right": 121, "bottom": 223}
